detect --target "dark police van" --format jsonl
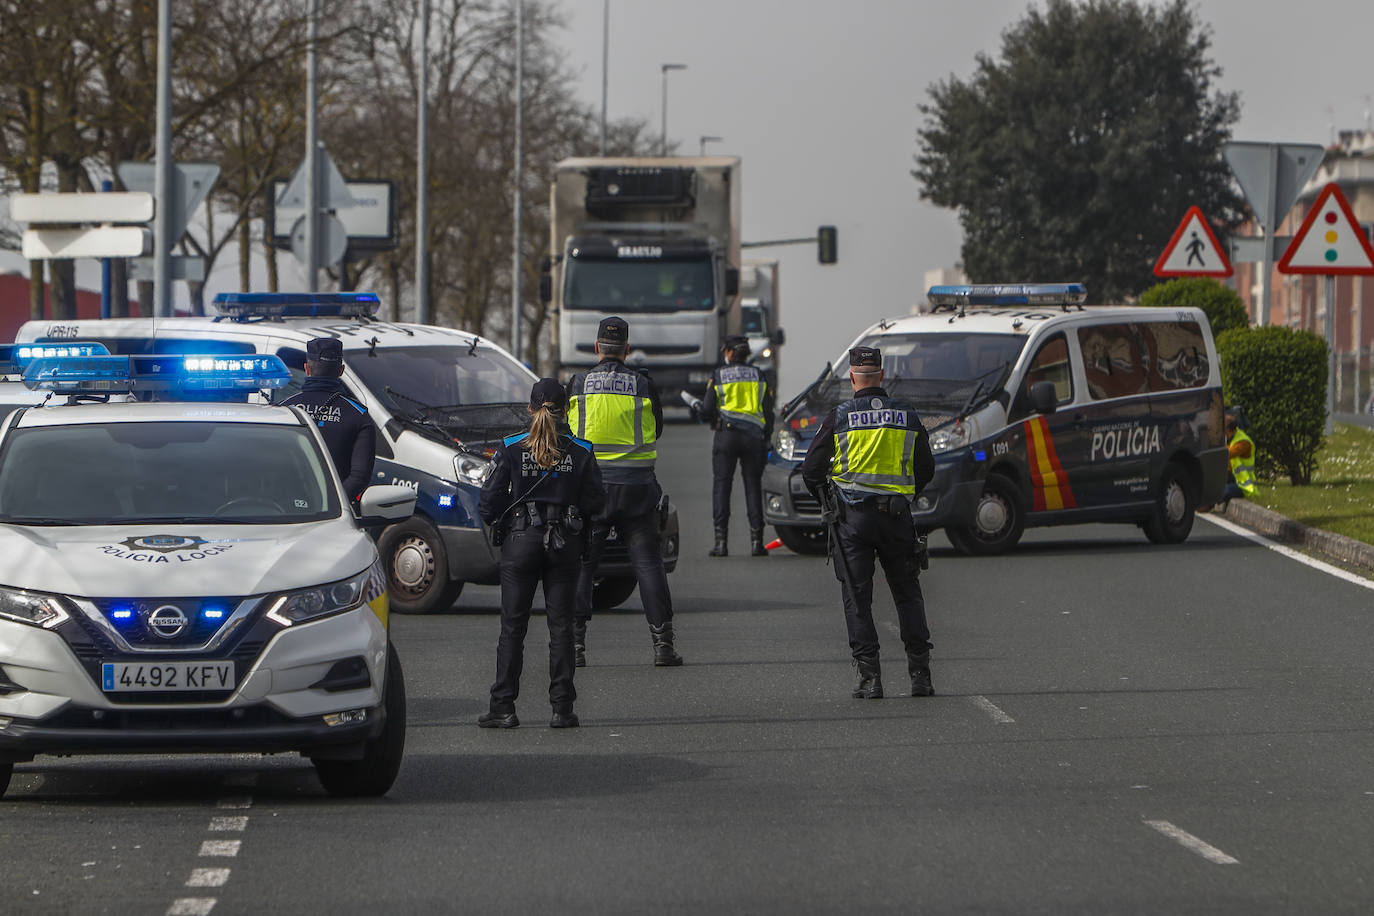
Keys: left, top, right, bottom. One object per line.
{"left": 765, "top": 284, "right": 1228, "bottom": 554}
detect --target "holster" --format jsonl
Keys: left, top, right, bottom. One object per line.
{"left": 656, "top": 492, "right": 670, "bottom": 529}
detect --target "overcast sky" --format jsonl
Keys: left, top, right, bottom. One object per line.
{"left": 555, "top": 0, "right": 1374, "bottom": 393}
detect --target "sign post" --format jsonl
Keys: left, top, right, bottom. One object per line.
{"left": 1153, "top": 206, "right": 1232, "bottom": 278}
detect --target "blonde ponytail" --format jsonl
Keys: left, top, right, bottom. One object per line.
{"left": 527, "top": 403, "right": 565, "bottom": 469}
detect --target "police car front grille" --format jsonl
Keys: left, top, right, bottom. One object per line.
{"left": 793, "top": 494, "right": 822, "bottom": 517}
{"left": 43, "top": 705, "right": 294, "bottom": 731}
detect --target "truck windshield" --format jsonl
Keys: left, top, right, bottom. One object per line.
{"left": 347, "top": 345, "right": 534, "bottom": 416}
{"left": 741, "top": 304, "right": 768, "bottom": 335}
{"left": 564, "top": 258, "right": 715, "bottom": 311}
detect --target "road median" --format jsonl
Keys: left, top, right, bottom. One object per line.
{"left": 1213, "top": 498, "right": 1374, "bottom": 574}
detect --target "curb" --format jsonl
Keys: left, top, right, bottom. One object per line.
{"left": 1213, "top": 498, "right": 1374, "bottom": 573}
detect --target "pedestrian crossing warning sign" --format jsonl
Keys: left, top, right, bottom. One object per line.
{"left": 1153, "top": 206, "right": 1232, "bottom": 278}
{"left": 1277, "top": 183, "right": 1374, "bottom": 275}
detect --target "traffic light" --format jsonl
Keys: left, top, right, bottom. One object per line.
{"left": 817, "top": 225, "right": 837, "bottom": 265}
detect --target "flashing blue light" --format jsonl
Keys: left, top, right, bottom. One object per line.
{"left": 176, "top": 355, "right": 292, "bottom": 391}
{"left": 437, "top": 494, "right": 454, "bottom": 508}
{"left": 111, "top": 606, "right": 135, "bottom": 622}
{"left": 927, "top": 283, "right": 1087, "bottom": 307}
{"left": 974, "top": 450, "right": 987, "bottom": 462}
{"left": 0, "top": 342, "right": 110, "bottom": 376}
{"left": 21, "top": 353, "right": 291, "bottom": 397}
{"left": 213, "top": 292, "right": 381, "bottom": 320}
{"left": 202, "top": 606, "right": 226, "bottom": 620}
{"left": 22, "top": 356, "right": 134, "bottom": 392}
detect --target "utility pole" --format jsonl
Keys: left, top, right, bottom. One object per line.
{"left": 512, "top": 0, "right": 524, "bottom": 360}
{"left": 304, "top": 0, "right": 320, "bottom": 290}
{"left": 416, "top": 0, "right": 430, "bottom": 323}
{"left": 660, "top": 63, "right": 686, "bottom": 156}
{"left": 153, "top": 0, "right": 173, "bottom": 316}
{"left": 599, "top": 0, "right": 608, "bottom": 156}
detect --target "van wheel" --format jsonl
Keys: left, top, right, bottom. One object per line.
{"left": 314, "top": 644, "right": 407, "bottom": 798}
{"left": 592, "top": 576, "right": 638, "bottom": 610}
{"left": 0, "top": 762, "right": 11, "bottom": 797}
{"left": 946, "top": 473, "right": 1024, "bottom": 555}
{"left": 378, "top": 518, "right": 465, "bottom": 614}
{"left": 776, "top": 525, "right": 829, "bottom": 556}
{"left": 1144, "top": 462, "right": 1195, "bottom": 544}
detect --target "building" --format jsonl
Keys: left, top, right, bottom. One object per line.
{"left": 0, "top": 274, "right": 142, "bottom": 342}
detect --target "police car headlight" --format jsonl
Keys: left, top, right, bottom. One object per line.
{"left": 929, "top": 422, "right": 970, "bottom": 454}
{"left": 454, "top": 452, "right": 493, "bottom": 487}
{"left": 773, "top": 428, "right": 799, "bottom": 461}
{"left": 266, "top": 569, "right": 371, "bottom": 627}
{"left": 0, "top": 586, "right": 68, "bottom": 629}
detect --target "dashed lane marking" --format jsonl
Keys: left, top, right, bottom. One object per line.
{"left": 208, "top": 816, "right": 248, "bottom": 832}
{"left": 186, "top": 868, "right": 231, "bottom": 888}
{"left": 1199, "top": 514, "right": 1374, "bottom": 591}
{"left": 198, "top": 840, "right": 241, "bottom": 857}
{"left": 215, "top": 796, "right": 253, "bottom": 810}
{"left": 166, "top": 899, "right": 216, "bottom": 916}
{"left": 969, "top": 695, "right": 1015, "bottom": 723}
{"left": 1144, "top": 820, "right": 1239, "bottom": 865}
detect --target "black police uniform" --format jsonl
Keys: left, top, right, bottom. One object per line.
{"left": 280, "top": 339, "right": 375, "bottom": 502}
{"left": 698, "top": 337, "right": 775, "bottom": 556}
{"left": 800, "top": 347, "right": 936, "bottom": 699}
{"left": 478, "top": 399, "right": 605, "bottom": 727}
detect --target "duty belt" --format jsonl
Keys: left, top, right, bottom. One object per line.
{"left": 845, "top": 494, "right": 910, "bottom": 516}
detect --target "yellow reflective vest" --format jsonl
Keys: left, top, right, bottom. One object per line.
{"left": 1229, "top": 428, "right": 1257, "bottom": 496}
{"left": 830, "top": 394, "right": 922, "bottom": 497}
{"left": 568, "top": 362, "right": 657, "bottom": 470}
{"left": 711, "top": 364, "right": 768, "bottom": 433}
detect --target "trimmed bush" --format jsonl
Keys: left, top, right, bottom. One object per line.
{"left": 1216, "top": 326, "right": 1328, "bottom": 484}
{"left": 1140, "top": 277, "right": 1250, "bottom": 336}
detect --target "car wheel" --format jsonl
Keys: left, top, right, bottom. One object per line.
{"left": 776, "top": 525, "right": 829, "bottom": 556}
{"left": 377, "top": 517, "right": 465, "bottom": 614}
{"left": 314, "top": 643, "right": 407, "bottom": 798}
{"left": 0, "top": 761, "right": 11, "bottom": 798}
{"left": 945, "top": 473, "right": 1025, "bottom": 555}
{"left": 591, "top": 576, "right": 638, "bottom": 610}
{"left": 1143, "top": 461, "right": 1195, "bottom": 544}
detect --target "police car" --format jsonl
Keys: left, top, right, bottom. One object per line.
{"left": 14, "top": 293, "right": 679, "bottom": 613}
{"left": 0, "top": 350, "right": 417, "bottom": 798}
{"left": 765, "top": 284, "right": 1229, "bottom": 554}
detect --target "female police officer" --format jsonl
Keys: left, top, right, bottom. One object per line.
{"left": 477, "top": 378, "right": 605, "bottom": 728}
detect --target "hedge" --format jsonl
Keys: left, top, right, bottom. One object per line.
{"left": 1216, "top": 325, "right": 1328, "bottom": 485}
{"left": 1140, "top": 277, "right": 1250, "bottom": 336}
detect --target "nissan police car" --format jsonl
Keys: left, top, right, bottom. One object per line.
{"left": 0, "top": 349, "right": 417, "bottom": 798}
{"left": 14, "top": 293, "right": 680, "bottom": 614}
{"left": 765, "top": 283, "right": 1228, "bottom": 555}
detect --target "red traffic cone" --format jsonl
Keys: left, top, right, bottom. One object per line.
{"left": 765, "top": 538, "right": 783, "bottom": 550}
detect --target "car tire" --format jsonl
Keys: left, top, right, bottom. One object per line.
{"left": 377, "top": 517, "right": 465, "bottom": 614}
{"left": 591, "top": 576, "right": 638, "bottom": 610}
{"left": 313, "top": 644, "right": 407, "bottom": 798}
{"left": 0, "top": 761, "right": 11, "bottom": 798}
{"left": 776, "top": 525, "right": 828, "bottom": 556}
{"left": 945, "top": 473, "right": 1025, "bottom": 556}
{"left": 1143, "top": 461, "right": 1195, "bottom": 545}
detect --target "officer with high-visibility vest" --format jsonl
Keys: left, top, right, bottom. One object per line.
{"left": 800, "top": 346, "right": 936, "bottom": 699}
{"left": 567, "top": 316, "right": 683, "bottom": 668}
{"left": 696, "top": 335, "right": 775, "bottom": 558}
{"left": 1223, "top": 409, "right": 1257, "bottom": 501}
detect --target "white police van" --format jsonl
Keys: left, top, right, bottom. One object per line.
{"left": 765, "top": 284, "right": 1229, "bottom": 554}
{"left": 14, "top": 293, "right": 679, "bottom": 613}
{"left": 0, "top": 349, "right": 418, "bottom": 797}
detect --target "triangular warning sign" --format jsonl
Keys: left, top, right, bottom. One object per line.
{"left": 1277, "top": 182, "right": 1374, "bottom": 275}
{"left": 1154, "top": 206, "right": 1232, "bottom": 277}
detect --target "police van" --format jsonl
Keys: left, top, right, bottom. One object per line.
{"left": 765, "top": 284, "right": 1228, "bottom": 554}
{"left": 13, "top": 293, "right": 679, "bottom": 613}
{"left": 0, "top": 350, "right": 417, "bottom": 797}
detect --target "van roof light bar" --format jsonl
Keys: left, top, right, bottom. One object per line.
{"left": 927, "top": 283, "right": 1087, "bottom": 307}
{"left": 212, "top": 292, "right": 382, "bottom": 321}
{"left": 21, "top": 354, "right": 291, "bottom": 398}
{"left": 0, "top": 342, "right": 110, "bottom": 376}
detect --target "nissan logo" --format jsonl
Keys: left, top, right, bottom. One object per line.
{"left": 148, "top": 605, "right": 189, "bottom": 639}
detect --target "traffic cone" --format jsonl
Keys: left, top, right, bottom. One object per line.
{"left": 765, "top": 538, "right": 783, "bottom": 551}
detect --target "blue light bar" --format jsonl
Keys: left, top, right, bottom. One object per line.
{"left": 173, "top": 355, "right": 292, "bottom": 391}
{"left": 212, "top": 292, "right": 381, "bottom": 320}
{"left": 0, "top": 342, "right": 110, "bottom": 376}
{"left": 20, "top": 354, "right": 291, "bottom": 396}
{"left": 22, "top": 356, "right": 134, "bottom": 393}
{"left": 927, "top": 283, "right": 1087, "bottom": 307}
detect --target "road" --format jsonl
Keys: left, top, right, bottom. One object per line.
{"left": 4, "top": 422, "right": 1374, "bottom": 914}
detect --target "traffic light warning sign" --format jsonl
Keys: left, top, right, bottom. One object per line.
{"left": 1277, "top": 183, "right": 1374, "bottom": 275}
{"left": 1153, "top": 206, "right": 1232, "bottom": 278}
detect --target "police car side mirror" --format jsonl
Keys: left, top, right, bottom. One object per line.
{"left": 357, "top": 484, "right": 417, "bottom": 527}
{"left": 1028, "top": 381, "right": 1059, "bottom": 415}
{"left": 771, "top": 327, "right": 786, "bottom": 346}
{"left": 539, "top": 273, "right": 553, "bottom": 304}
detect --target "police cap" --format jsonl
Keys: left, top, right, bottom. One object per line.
{"left": 597, "top": 316, "right": 629, "bottom": 345}
{"left": 849, "top": 346, "right": 882, "bottom": 368}
{"left": 724, "top": 335, "right": 750, "bottom": 354}
{"left": 529, "top": 377, "right": 567, "bottom": 410}
{"left": 306, "top": 337, "right": 344, "bottom": 364}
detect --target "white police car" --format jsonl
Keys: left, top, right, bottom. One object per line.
{"left": 0, "top": 350, "right": 417, "bottom": 797}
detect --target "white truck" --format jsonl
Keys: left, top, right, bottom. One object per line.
{"left": 739, "top": 259, "right": 785, "bottom": 381}
{"left": 541, "top": 157, "right": 741, "bottom": 401}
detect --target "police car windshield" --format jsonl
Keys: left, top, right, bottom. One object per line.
{"left": 0, "top": 422, "right": 339, "bottom": 525}
{"left": 564, "top": 257, "right": 714, "bottom": 311}
{"left": 348, "top": 345, "right": 533, "bottom": 417}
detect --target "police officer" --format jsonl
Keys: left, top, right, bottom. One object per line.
{"left": 477, "top": 378, "right": 605, "bottom": 729}
{"left": 697, "top": 335, "right": 775, "bottom": 557}
{"left": 281, "top": 338, "right": 375, "bottom": 502}
{"left": 568, "top": 316, "right": 683, "bottom": 668}
{"left": 800, "top": 346, "right": 936, "bottom": 699}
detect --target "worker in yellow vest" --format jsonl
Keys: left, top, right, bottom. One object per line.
{"left": 1222, "top": 409, "right": 1257, "bottom": 503}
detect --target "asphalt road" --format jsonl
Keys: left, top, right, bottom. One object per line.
{"left": 5, "top": 422, "right": 1374, "bottom": 914}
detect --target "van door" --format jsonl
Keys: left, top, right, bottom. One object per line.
{"left": 1009, "top": 332, "right": 1084, "bottom": 514}
{"left": 1072, "top": 322, "right": 1155, "bottom": 509}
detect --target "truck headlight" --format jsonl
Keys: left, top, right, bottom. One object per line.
{"left": 0, "top": 586, "right": 68, "bottom": 629}
{"left": 454, "top": 452, "right": 493, "bottom": 487}
{"left": 929, "top": 422, "right": 970, "bottom": 454}
{"left": 266, "top": 569, "right": 372, "bottom": 627}
{"left": 773, "top": 428, "right": 799, "bottom": 461}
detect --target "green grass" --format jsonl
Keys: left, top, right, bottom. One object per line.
{"left": 1250, "top": 423, "right": 1374, "bottom": 545}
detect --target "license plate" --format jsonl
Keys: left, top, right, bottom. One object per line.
{"left": 101, "top": 661, "right": 234, "bottom": 692}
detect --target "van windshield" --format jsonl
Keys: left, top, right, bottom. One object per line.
{"left": 564, "top": 257, "right": 715, "bottom": 311}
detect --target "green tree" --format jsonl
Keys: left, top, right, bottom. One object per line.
{"left": 1140, "top": 277, "right": 1249, "bottom": 335}
{"left": 914, "top": 0, "right": 1245, "bottom": 302}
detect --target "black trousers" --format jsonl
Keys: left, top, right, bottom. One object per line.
{"left": 711, "top": 426, "right": 766, "bottom": 531}
{"left": 490, "top": 525, "right": 583, "bottom": 713}
{"left": 830, "top": 500, "right": 932, "bottom": 662}
{"left": 577, "top": 481, "right": 673, "bottom": 625}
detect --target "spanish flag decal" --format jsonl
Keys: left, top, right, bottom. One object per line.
{"left": 1023, "top": 417, "right": 1077, "bottom": 511}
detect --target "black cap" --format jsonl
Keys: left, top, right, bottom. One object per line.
{"left": 597, "top": 316, "right": 629, "bottom": 344}
{"left": 306, "top": 337, "right": 344, "bottom": 363}
{"left": 849, "top": 346, "right": 882, "bottom": 368}
{"left": 724, "top": 335, "right": 750, "bottom": 352}
{"left": 529, "top": 377, "right": 566, "bottom": 410}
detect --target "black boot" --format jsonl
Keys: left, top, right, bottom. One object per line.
{"left": 852, "top": 655, "right": 883, "bottom": 699}
{"left": 478, "top": 706, "right": 519, "bottom": 728}
{"left": 750, "top": 528, "right": 768, "bottom": 557}
{"left": 908, "top": 652, "right": 934, "bottom": 697}
{"left": 574, "top": 616, "right": 588, "bottom": 668}
{"left": 649, "top": 622, "right": 684, "bottom": 666}
{"left": 550, "top": 707, "right": 580, "bottom": 728}
{"left": 709, "top": 527, "right": 728, "bottom": 557}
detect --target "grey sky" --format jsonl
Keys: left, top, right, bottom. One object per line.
{"left": 556, "top": 0, "right": 1374, "bottom": 394}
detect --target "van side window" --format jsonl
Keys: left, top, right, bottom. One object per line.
{"left": 1140, "top": 321, "right": 1209, "bottom": 391}
{"left": 1024, "top": 334, "right": 1073, "bottom": 405}
{"left": 1078, "top": 324, "right": 1147, "bottom": 400}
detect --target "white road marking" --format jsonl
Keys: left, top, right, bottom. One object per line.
{"left": 186, "top": 869, "right": 231, "bottom": 888}
{"left": 167, "top": 899, "right": 216, "bottom": 916}
{"left": 969, "top": 695, "right": 1015, "bottom": 723}
{"left": 1144, "top": 820, "right": 1239, "bottom": 865}
{"left": 216, "top": 796, "right": 253, "bottom": 810}
{"left": 1199, "top": 514, "right": 1374, "bottom": 591}
{"left": 198, "top": 840, "right": 241, "bottom": 857}
{"left": 208, "top": 816, "right": 248, "bottom": 832}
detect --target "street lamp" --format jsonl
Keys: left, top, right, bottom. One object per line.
{"left": 660, "top": 63, "right": 686, "bottom": 156}
{"left": 699, "top": 135, "right": 723, "bottom": 157}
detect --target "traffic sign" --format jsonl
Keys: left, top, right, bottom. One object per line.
{"left": 1276, "top": 183, "right": 1374, "bottom": 275}
{"left": 117, "top": 162, "right": 220, "bottom": 245}
{"left": 127, "top": 256, "right": 205, "bottom": 282}
{"left": 277, "top": 149, "right": 355, "bottom": 214}
{"left": 290, "top": 214, "right": 348, "bottom": 266}
{"left": 22, "top": 227, "right": 151, "bottom": 259}
{"left": 10, "top": 192, "right": 153, "bottom": 225}
{"left": 268, "top": 178, "right": 396, "bottom": 250}
{"left": 1153, "top": 207, "right": 1232, "bottom": 277}
{"left": 1224, "top": 142, "right": 1323, "bottom": 230}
